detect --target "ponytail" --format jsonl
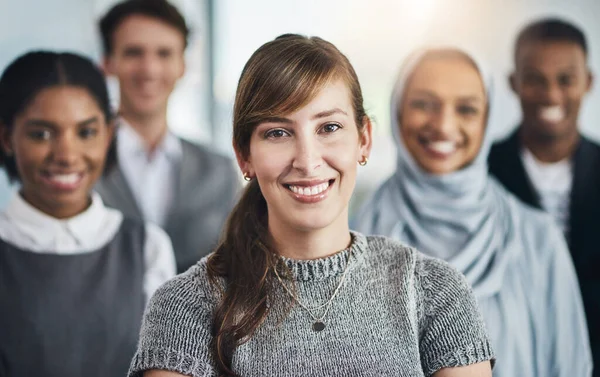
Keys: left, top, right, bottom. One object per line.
{"left": 206, "top": 180, "right": 278, "bottom": 376}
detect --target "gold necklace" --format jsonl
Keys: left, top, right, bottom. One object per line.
{"left": 273, "top": 249, "right": 353, "bottom": 332}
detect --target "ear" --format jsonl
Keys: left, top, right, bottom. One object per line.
{"left": 586, "top": 69, "right": 594, "bottom": 93}
{"left": 178, "top": 57, "right": 186, "bottom": 80}
{"left": 233, "top": 140, "right": 253, "bottom": 178}
{"left": 102, "top": 56, "right": 112, "bottom": 76}
{"left": 358, "top": 116, "right": 373, "bottom": 161}
{"left": 0, "top": 123, "right": 13, "bottom": 155}
{"left": 105, "top": 119, "right": 117, "bottom": 151}
{"left": 509, "top": 72, "right": 518, "bottom": 94}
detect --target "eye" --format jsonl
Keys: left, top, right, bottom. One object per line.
{"left": 523, "top": 73, "right": 546, "bottom": 87}
{"left": 264, "top": 128, "right": 290, "bottom": 139}
{"left": 123, "top": 47, "right": 143, "bottom": 58}
{"left": 158, "top": 49, "right": 173, "bottom": 59}
{"left": 79, "top": 127, "right": 98, "bottom": 139}
{"left": 320, "top": 123, "right": 341, "bottom": 134}
{"left": 558, "top": 74, "right": 574, "bottom": 87}
{"left": 27, "top": 129, "right": 52, "bottom": 141}
{"left": 457, "top": 105, "right": 479, "bottom": 116}
{"left": 410, "top": 99, "right": 436, "bottom": 112}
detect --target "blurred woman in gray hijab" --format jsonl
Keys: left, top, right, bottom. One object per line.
{"left": 353, "top": 47, "right": 591, "bottom": 377}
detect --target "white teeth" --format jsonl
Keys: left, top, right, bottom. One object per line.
{"left": 288, "top": 182, "right": 330, "bottom": 196}
{"left": 539, "top": 106, "right": 565, "bottom": 122}
{"left": 428, "top": 141, "right": 457, "bottom": 154}
{"left": 49, "top": 173, "right": 80, "bottom": 185}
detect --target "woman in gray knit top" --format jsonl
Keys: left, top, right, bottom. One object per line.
{"left": 128, "top": 34, "right": 494, "bottom": 377}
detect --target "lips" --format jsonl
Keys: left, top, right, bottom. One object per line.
{"left": 287, "top": 181, "right": 329, "bottom": 196}
{"left": 284, "top": 179, "right": 334, "bottom": 203}
{"left": 40, "top": 172, "right": 84, "bottom": 191}
{"left": 417, "top": 136, "right": 459, "bottom": 158}
{"left": 538, "top": 105, "right": 565, "bottom": 123}
{"left": 426, "top": 140, "right": 457, "bottom": 154}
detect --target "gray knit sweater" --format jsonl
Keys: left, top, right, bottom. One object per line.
{"left": 128, "top": 232, "right": 494, "bottom": 377}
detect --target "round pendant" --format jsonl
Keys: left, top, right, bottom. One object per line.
{"left": 313, "top": 321, "right": 325, "bottom": 332}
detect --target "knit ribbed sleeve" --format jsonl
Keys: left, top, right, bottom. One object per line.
{"left": 416, "top": 255, "right": 495, "bottom": 376}
{"left": 128, "top": 267, "right": 217, "bottom": 377}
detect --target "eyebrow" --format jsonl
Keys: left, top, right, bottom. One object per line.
{"left": 523, "top": 65, "right": 578, "bottom": 74}
{"left": 24, "top": 116, "right": 100, "bottom": 128}
{"left": 311, "top": 108, "right": 348, "bottom": 120}
{"left": 260, "top": 116, "right": 294, "bottom": 124}
{"left": 410, "top": 89, "right": 484, "bottom": 103}
{"left": 260, "top": 108, "right": 349, "bottom": 125}
{"left": 23, "top": 119, "right": 57, "bottom": 129}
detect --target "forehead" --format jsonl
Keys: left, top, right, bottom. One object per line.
{"left": 406, "top": 56, "right": 486, "bottom": 99}
{"left": 284, "top": 79, "right": 354, "bottom": 120}
{"left": 516, "top": 41, "right": 587, "bottom": 70}
{"left": 19, "top": 86, "right": 103, "bottom": 123}
{"left": 112, "top": 14, "right": 185, "bottom": 51}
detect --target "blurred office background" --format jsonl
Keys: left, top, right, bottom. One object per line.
{"left": 1, "top": 0, "right": 598, "bottom": 212}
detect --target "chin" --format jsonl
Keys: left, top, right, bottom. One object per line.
{"left": 284, "top": 212, "right": 339, "bottom": 233}
{"left": 530, "top": 122, "right": 573, "bottom": 141}
{"left": 128, "top": 98, "right": 164, "bottom": 115}
{"left": 419, "top": 160, "right": 460, "bottom": 175}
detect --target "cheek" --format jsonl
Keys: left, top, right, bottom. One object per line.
{"left": 158, "top": 61, "right": 182, "bottom": 85}
{"left": 250, "top": 145, "right": 289, "bottom": 179}
{"left": 399, "top": 121, "right": 422, "bottom": 154}
{"left": 400, "top": 112, "right": 429, "bottom": 139}
{"left": 13, "top": 137, "right": 46, "bottom": 162}
{"left": 86, "top": 143, "right": 110, "bottom": 166}
{"left": 519, "top": 87, "right": 540, "bottom": 104}
{"left": 464, "top": 121, "right": 486, "bottom": 153}
{"left": 324, "top": 140, "right": 361, "bottom": 172}
{"left": 566, "top": 88, "right": 586, "bottom": 104}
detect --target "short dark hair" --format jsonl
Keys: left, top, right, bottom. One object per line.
{"left": 99, "top": 0, "right": 190, "bottom": 56}
{"left": 515, "top": 18, "right": 588, "bottom": 60}
{"left": 0, "top": 51, "right": 116, "bottom": 182}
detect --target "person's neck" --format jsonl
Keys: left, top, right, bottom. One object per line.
{"left": 270, "top": 218, "right": 352, "bottom": 261}
{"left": 519, "top": 125, "right": 580, "bottom": 163}
{"left": 120, "top": 109, "right": 168, "bottom": 153}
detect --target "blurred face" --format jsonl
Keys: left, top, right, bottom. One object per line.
{"left": 0, "top": 86, "right": 113, "bottom": 218}
{"left": 104, "top": 15, "right": 185, "bottom": 118}
{"left": 511, "top": 41, "right": 592, "bottom": 141}
{"left": 400, "top": 54, "right": 487, "bottom": 175}
{"left": 238, "top": 79, "right": 371, "bottom": 235}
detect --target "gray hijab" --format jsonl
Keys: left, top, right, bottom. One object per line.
{"left": 354, "top": 47, "right": 520, "bottom": 298}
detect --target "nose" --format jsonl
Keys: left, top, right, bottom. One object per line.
{"left": 139, "top": 54, "right": 161, "bottom": 78}
{"left": 291, "top": 135, "right": 323, "bottom": 174}
{"left": 542, "top": 81, "right": 563, "bottom": 105}
{"left": 51, "top": 134, "right": 78, "bottom": 166}
{"left": 432, "top": 105, "right": 457, "bottom": 135}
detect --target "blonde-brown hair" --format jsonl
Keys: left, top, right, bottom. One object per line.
{"left": 206, "top": 33, "right": 367, "bottom": 376}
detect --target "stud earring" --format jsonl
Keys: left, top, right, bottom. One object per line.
{"left": 358, "top": 156, "right": 368, "bottom": 166}
{"left": 243, "top": 172, "right": 252, "bottom": 181}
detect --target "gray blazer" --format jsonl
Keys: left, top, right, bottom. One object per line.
{"left": 96, "top": 138, "right": 240, "bottom": 273}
